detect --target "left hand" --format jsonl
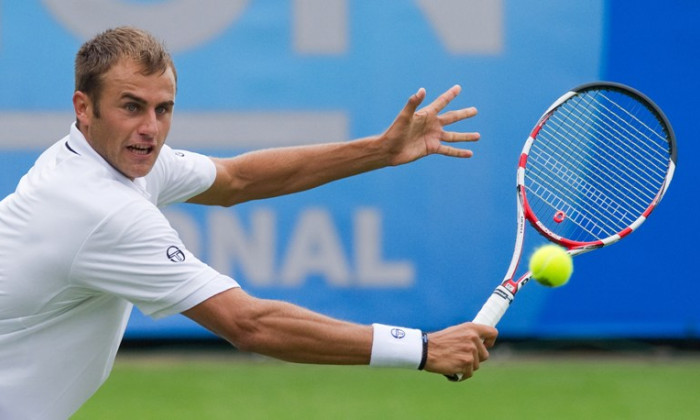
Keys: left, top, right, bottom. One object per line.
{"left": 381, "top": 85, "right": 480, "bottom": 166}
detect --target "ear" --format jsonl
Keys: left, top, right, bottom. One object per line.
{"left": 73, "top": 91, "right": 92, "bottom": 129}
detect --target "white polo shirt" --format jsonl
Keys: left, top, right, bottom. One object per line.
{"left": 0, "top": 124, "right": 239, "bottom": 419}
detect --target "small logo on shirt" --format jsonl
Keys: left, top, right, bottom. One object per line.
{"left": 391, "top": 328, "right": 406, "bottom": 339}
{"left": 166, "top": 246, "right": 186, "bottom": 262}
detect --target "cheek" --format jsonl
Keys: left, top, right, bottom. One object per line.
{"left": 159, "top": 117, "right": 172, "bottom": 137}
{"left": 91, "top": 122, "right": 129, "bottom": 158}
{"left": 152, "top": 127, "right": 170, "bottom": 151}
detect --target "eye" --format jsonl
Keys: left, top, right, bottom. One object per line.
{"left": 125, "top": 102, "right": 139, "bottom": 112}
{"left": 156, "top": 102, "right": 174, "bottom": 115}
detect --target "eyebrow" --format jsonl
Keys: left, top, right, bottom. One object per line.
{"left": 120, "top": 93, "right": 175, "bottom": 108}
{"left": 120, "top": 93, "right": 147, "bottom": 104}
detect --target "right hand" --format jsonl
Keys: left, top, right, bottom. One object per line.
{"left": 423, "top": 322, "right": 498, "bottom": 381}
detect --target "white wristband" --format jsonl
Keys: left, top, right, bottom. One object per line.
{"left": 370, "top": 323, "right": 425, "bottom": 369}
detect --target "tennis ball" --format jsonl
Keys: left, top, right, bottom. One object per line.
{"left": 528, "top": 245, "right": 573, "bottom": 287}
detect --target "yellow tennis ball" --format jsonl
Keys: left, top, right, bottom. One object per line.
{"left": 528, "top": 245, "right": 573, "bottom": 287}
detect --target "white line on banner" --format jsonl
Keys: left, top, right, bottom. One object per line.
{"left": 0, "top": 111, "right": 349, "bottom": 150}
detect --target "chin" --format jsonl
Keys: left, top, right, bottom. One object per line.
{"left": 120, "top": 162, "right": 156, "bottom": 180}
{"left": 131, "top": 167, "right": 155, "bottom": 179}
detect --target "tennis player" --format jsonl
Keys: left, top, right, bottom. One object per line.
{"left": 0, "top": 26, "right": 497, "bottom": 419}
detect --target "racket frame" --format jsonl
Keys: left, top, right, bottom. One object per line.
{"left": 446, "top": 81, "right": 676, "bottom": 381}
{"left": 473, "top": 81, "right": 677, "bottom": 326}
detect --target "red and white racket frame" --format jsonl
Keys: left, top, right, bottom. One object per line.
{"left": 445, "top": 82, "right": 675, "bottom": 382}
{"left": 472, "top": 83, "right": 677, "bottom": 328}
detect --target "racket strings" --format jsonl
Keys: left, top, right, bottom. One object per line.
{"left": 526, "top": 181, "right": 603, "bottom": 239}
{"left": 530, "top": 131, "right": 651, "bottom": 235}
{"left": 569, "top": 93, "right": 669, "bottom": 180}
{"left": 527, "top": 152, "right": 629, "bottom": 240}
{"left": 525, "top": 89, "right": 672, "bottom": 242}
{"left": 546, "top": 96, "right": 665, "bottom": 203}
{"left": 583, "top": 91, "right": 671, "bottom": 163}
{"left": 537, "top": 116, "right": 654, "bottom": 216}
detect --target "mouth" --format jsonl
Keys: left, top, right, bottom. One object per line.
{"left": 127, "top": 144, "right": 154, "bottom": 155}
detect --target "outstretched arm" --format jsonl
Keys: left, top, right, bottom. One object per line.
{"left": 188, "top": 85, "right": 479, "bottom": 207}
{"left": 183, "top": 288, "right": 497, "bottom": 380}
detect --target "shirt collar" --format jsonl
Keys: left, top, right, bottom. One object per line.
{"left": 66, "top": 122, "right": 151, "bottom": 198}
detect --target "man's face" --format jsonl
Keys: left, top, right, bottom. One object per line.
{"left": 75, "top": 59, "right": 176, "bottom": 179}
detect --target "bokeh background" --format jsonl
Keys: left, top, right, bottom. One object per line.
{"left": 0, "top": 0, "right": 697, "bottom": 342}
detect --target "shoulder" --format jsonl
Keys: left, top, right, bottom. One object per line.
{"left": 150, "top": 144, "right": 214, "bottom": 177}
{"left": 146, "top": 144, "right": 217, "bottom": 206}
{"left": 23, "top": 148, "right": 146, "bottom": 225}
{"left": 4, "top": 151, "right": 156, "bottom": 272}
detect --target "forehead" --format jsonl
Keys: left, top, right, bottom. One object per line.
{"left": 102, "top": 58, "right": 176, "bottom": 100}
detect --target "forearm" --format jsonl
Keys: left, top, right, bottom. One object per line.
{"left": 204, "top": 136, "right": 388, "bottom": 206}
{"left": 190, "top": 86, "right": 480, "bottom": 207}
{"left": 185, "top": 290, "right": 373, "bottom": 365}
{"left": 185, "top": 288, "right": 497, "bottom": 379}
{"left": 238, "top": 301, "right": 373, "bottom": 364}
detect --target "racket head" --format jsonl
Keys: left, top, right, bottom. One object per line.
{"left": 518, "top": 81, "right": 676, "bottom": 251}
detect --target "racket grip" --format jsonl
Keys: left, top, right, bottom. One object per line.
{"left": 445, "top": 286, "right": 513, "bottom": 382}
{"left": 472, "top": 285, "right": 513, "bottom": 327}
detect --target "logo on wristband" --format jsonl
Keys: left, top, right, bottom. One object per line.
{"left": 390, "top": 328, "right": 406, "bottom": 339}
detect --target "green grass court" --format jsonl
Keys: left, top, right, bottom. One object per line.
{"left": 74, "top": 346, "right": 700, "bottom": 419}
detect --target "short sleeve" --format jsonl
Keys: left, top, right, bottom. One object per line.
{"left": 70, "top": 198, "right": 238, "bottom": 318}
{"left": 146, "top": 145, "right": 217, "bottom": 207}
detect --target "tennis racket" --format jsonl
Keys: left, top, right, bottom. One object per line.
{"left": 448, "top": 81, "right": 677, "bottom": 381}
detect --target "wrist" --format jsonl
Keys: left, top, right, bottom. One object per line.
{"left": 419, "top": 331, "right": 428, "bottom": 370}
{"left": 370, "top": 324, "right": 428, "bottom": 370}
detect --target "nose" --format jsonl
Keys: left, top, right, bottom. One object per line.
{"left": 138, "top": 110, "right": 158, "bottom": 139}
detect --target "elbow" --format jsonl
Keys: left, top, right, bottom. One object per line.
{"left": 216, "top": 302, "right": 267, "bottom": 354}
{"left": 198, "top": 157, "right": 249, "bottom": 207}
{"left": 185, "top": 288, "right": 267, "bottom": 353}
{"left": 217, "top": 196, "right": 241, "bottom": 208}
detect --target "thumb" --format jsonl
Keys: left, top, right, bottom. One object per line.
{"left": 404, "top": 87, "right": 426, "bottom": 114}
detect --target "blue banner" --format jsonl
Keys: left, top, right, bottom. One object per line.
{"left": 0, "top": 1, "right": 696, "bottom": 339}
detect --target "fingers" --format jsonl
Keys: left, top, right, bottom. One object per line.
{"left": 441, "top": 131, "right": 481, "bottom": 143}
{"left": 453, "top": 343, "right": 484, "bottom": 382}
{"left": 404, "top": 87, "right": 427, "bottom": 115}
{"left": 439, "top": 107, "right": 478, "bottom": 125}
{"left": 482, "top": 330, "right": 498, "bottom": 348}
{"left": 474, "top": 323, "right": 499, "bottom": 350}
{"left": 435, "top": 145, "right": 474, "bottom": 159}
{"left": 385, "top": 85, "right": 479, "bottom": 164}
{"left": 420, "top": 88, "right": 479, "bottom": 148}
{"left": 409, "top": 86, "right": 477, "bottom": 126}
{"left": 424, "top": 84, "right": 462, "bottom": 115}
{"left": 434, "top": 132, "right": 480, "bottom": 158}
{"left": 461, "top": 325, "right": 493, "bottom": 379}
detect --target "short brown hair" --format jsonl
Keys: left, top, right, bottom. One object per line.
{"left": 75, "top": 26, "right": 176, "bottom": 117}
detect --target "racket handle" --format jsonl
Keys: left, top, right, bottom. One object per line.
{"left": 445, "top": 286, "right": 514, "bottom": 382}
{"left": 472, "top": 285, "right": 513, "bottom": 327}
